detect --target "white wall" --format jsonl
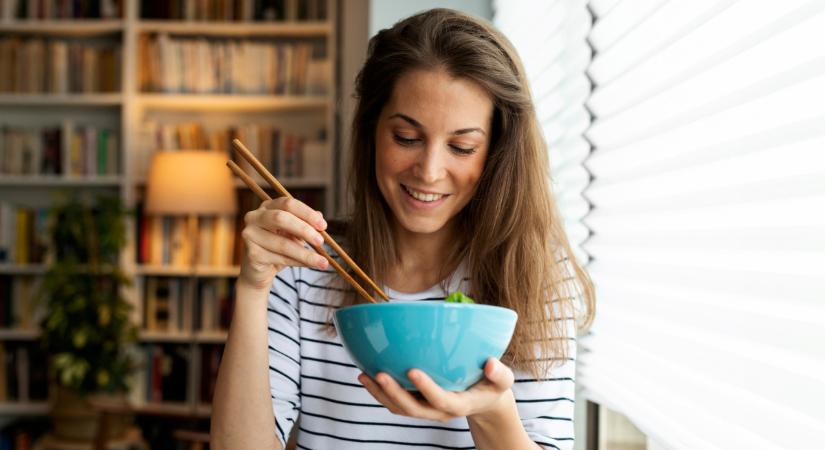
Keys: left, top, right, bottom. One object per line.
{"left": 369, "top": 0, "right": 492, "bottom": 36}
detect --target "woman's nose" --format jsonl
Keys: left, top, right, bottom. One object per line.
{"left": 412, "top": 144, "right": 447, "bottom": 184}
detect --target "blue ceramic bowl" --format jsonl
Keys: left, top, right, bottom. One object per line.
{"left": 333, "top": 302, "right": 518, "bottom": 391}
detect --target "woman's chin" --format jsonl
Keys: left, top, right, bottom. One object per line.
{"left": 395, "top": 215, "right": 450, "bottom": 235}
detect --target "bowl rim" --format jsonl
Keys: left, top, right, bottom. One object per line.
{"left": 334, "top": 301, "right": 518, "bottom": 320}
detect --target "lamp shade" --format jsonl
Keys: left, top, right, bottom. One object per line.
{"left": 145, "top": 151, "right": 237, "bottom": 215}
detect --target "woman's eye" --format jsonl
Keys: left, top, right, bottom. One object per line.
{"left": 393, "top": 134, "right": 419, "bottom": 146}
{"left": 449, "top": 144, "right": 476, "bottom": 155}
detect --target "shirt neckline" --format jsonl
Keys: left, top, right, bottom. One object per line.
{"left": 382, "top": 259, "right": 468, "bottom": 301}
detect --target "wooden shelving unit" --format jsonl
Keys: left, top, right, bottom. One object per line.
{"left": 0, "top": 19, "right": 124, "bottom": 35}
{"left": 134, "top": 93, "right": 329, "bottom": 111}
{"left": 0, "top": 0, "right": 337, "bottom": 421}
{"left": 136, "top": 20, "right": 331, "bottom": 36}
{"left": 0, "top": 93, "right": 123, "bottom": 106}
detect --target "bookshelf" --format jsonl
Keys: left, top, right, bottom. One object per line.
{"left": 0, "top": 0, "right": 338, "bottom": 429}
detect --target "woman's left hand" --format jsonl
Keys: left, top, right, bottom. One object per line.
{"left": 358, "top": 357, "right": 515, "bottom": 422}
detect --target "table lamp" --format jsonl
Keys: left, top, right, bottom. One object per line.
{"left": 145, "top": 150, "right": 237, "bottom": 269}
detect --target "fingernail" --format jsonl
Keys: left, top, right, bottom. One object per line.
{"left": 314, "top": 235, "right": 324, "bottom": 246}
{"left": 408, "top": 370, "right": 419, "bottom": 381}
{"left": 315, "top": 256, "right": 327, "bottom": 268}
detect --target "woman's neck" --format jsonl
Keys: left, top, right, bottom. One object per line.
{"left": 385, "top": 220, "right": 460, "bottom": 293}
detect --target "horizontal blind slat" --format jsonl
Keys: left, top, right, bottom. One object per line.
{"left": 586, "top": 69, "right": 825, "bottom": 153}
{"left": 588, "top": 0, "right": 736, "bottom": 86}
{"left": 588, "top": 1, "right": 825, "bottom": 118}
{"left": 588, "top": 0, "right": 666, "bottom": 53}
{"left": 588, "top": 9, "right": 825, "bottom": 141}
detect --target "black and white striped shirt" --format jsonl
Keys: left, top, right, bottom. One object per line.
{"left": 267, "top": 256, "right": 576, "bottom": 450}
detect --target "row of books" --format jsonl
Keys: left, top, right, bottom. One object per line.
{"left": 136, "top": 121, "right": 327, "bottom": 179}
{"left": 0, "top": 203, "right": 48, "bottom": 265}
{"left": 198, "top": 278, "right": 233, "bottom": 332}
{"left": 0, "top": 276, "right": 42, "bottom": 329}
{"left": 199, "top": 344, "right": 223, "bottom": 403}
{"left": 141, "top": 0, "right": 327, "bottom": 22}
{"left": 143, "top": 277, "right": 234, "bottom": 333}
{"left": 138, "top": 34, "right": 329, "bottom": 95}
{"left": 0, "top": 38, "right": 121, "bottom": 93}
{"left": 141, "top": 344, "right": 188, "bottom": 403}
{"left": 135, "top": 188, "right": 324, "bottom": 270}
{"left": 0, "top": 419, "right": 48, "bottom": 450}
{"left": 135, "top": 212, "right": 237, "bottom": 267}
{"left": 143, "top": 277, "right": 185, "bottom": 333}
{"left": 0, "top": 0, "right": 121, "bottom": 20}
{"left": 0, "top": 342, "right": 48, "bottom": 402}
{"left": 130, "top": 343, "right": 224, "bottom": 406}
{"left": 0, "top": 123, "right": 120, "bottom": 176}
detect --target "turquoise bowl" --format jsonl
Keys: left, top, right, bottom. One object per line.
{"left": 333, "top": 302, "right": 518, "bottom": 391}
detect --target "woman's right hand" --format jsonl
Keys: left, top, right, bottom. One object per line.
{"left": 238, "top": 197, "right": 329, "bottom": 290}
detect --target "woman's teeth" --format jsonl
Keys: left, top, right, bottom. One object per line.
{"left": 403, "top": 185, "right": 446, "bottom": 202}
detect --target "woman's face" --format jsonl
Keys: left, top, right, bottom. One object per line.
{"left": 375, "top": 68, "right": 493, "bottom": 237}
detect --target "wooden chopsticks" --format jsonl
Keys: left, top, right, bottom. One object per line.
{"left": 227, "top": 138, "right": 390, "bottom": 304}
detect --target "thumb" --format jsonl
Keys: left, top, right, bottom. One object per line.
{"left": 484, "top": 358, "right": 514, "bottom": 389}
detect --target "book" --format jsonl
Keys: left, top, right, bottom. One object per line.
{"left": 145, "top": 344, "right": 189, "bottom": 403}
{"left": 0, "top": 37, "right": 120, "bottom": 93}
{"left": 169, "top": 216, "right": 190, "bottom": 267}
{"left": 198, "top": 278, "right": 235, "bottom": 332}
{"left": 1, "top": 0, "right": 122, "bottom": 19}
{"left": 197, "top": 217, "right": 214, "bottom": 266}
{"left": 139, "top": 35, "right": 326, "bottom": 95}
{"left": 0, "top": 203, "right": 47, "bottom": 264}
{"left": 2, "top": 122, "right": 121, "bottom": 178}
{"left": 144, "top": 277, "right": 184, "bottom": 333}
{"left": 139, "top": 123, "right": 321, "bottom": 179}
{"left": 199, "top": 344, "right": 224, "bottom": 403}
{"left": 141, "top": 0, "right": 323, "bottom": 21}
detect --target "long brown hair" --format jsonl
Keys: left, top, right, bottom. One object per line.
{"left": 339, "top": 8, "right": 595, "bottom": 377}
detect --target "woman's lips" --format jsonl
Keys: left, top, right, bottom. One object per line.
{"left": 401, "top": 184, "right": 449, "bottom": 209}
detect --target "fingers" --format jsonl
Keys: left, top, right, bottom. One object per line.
{"left": 483, "top": 358, "right": 514, "bottom": 390}
{"left": 242, "top": 223, "right": 328, "bottom": 269}
{"left": 358, "top": 374, "right": 404, "bottom": 415}
{"left": 408, "top": 369, "right": 464, "bottom": 418}
{"left": 244, "top": 237, "right": 316, "bottom": 270}
{"left": 252, "top": 207, "right": 325, "bottom": 248}
{"left": 264, "top": 197, "right": 327, "bottom": 232}
{"left": 242, "top": 196, "right": 330, "bottom": 271}
{"left": 366, "top": 373, "right": 455, "bottom": 422}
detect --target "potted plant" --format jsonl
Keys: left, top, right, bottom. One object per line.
{"left": 38, "top": 194, "right": 138, "bottom": 442}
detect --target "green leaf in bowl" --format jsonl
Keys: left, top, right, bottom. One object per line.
{"left": 445, "top": 291, "right": 475, "bottom": 304}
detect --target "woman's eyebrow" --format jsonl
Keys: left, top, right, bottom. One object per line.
{"left": 388, "top": 113, "right": 486, "bottom": 136}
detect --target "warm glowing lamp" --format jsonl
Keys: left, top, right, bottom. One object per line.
{"left": 145, "top": 151, "right": 237, "bottom": 268}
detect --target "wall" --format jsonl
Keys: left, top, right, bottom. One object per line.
{"left": 369, "top": 0, "right": 492, "bottom": 35}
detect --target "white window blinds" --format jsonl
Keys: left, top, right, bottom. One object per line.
{"left": 494, "top": 0, "right": 594, "bottom": 264}
{"left": 495, "top": 0, "right": 825, "bottom": 448}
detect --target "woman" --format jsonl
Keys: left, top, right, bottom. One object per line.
{"left": 211, "top": 8, "right": 595, "bottom": 450}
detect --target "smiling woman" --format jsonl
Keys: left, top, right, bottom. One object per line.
{"left": 211, "top": 7, "right": 595, "bottom": 450}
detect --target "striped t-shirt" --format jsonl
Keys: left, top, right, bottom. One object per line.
{"left": 267, "top": 254, "right": 577, "bottom": 450}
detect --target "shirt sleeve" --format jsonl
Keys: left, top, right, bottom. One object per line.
{"left": 267, "top": 266, "right": 302, "bottom": 448}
